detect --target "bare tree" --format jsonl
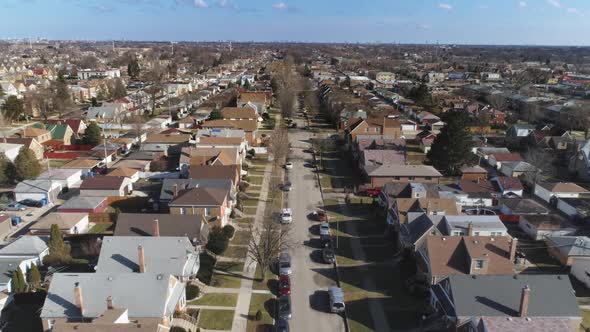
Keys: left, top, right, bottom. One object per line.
{"left": 523, "top": 148, "right": 556, "bottom": 184}
{"left": 486, "top": 94, "right": 507, "bottom": 111}
{"left": 271, "top": 58, "right": 303, "bottom": 117}
{"left": 247, "top": 176, "right": 291, "bottom": 281}
{"left": 130, "top": 114, "right": 146, "bottom": 147}
{"left": 268, "top": 126, "right": 289, "bottom": 165}
{"left": 143, "top": 64, "right": 165, "bottom": 115}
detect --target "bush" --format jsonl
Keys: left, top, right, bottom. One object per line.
{"left": 187, "top": 308, "right": 200, "bottom": 319}
{"left": 222, "top": 225, "right": 235, "bottom": 239}
{"left": 206, "top": 227, "right": 229, "bottom": 255}
{"left": 186, "top": 284, "right": 200, "bottom": 300}
{"left": 239, "top": 182, "right": 250, "bottom": 192}
{"left": 248, "top": 148, "right": 256, "bottom": 156}
{"left": 170, "top": 327, "right": 187, "bottom": 332}
{"left": 255, "top": 309, "right": 262, "bottom": 321}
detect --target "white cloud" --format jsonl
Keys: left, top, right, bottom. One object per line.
{"left": 518, "top": 1, "right": 527, "bottom": 8}
{"left": 194, "top": 0, "right": 208, "bottom": 8}
{"left": 272, "top": 2, "right": 288, "bottom": 11}
{"left": 567, "top": 7, "right": 578, "bottom": 13}
{"left": 546, "top": 0, "right": 562, "bottom": 8}
{"left": 438, "top": 3, "right": 453, "bottom": 11}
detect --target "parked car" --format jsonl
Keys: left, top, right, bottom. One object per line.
{"left": 322, "top": 248, "right": 335, "bottom": 264}
{"left": 277, "top": 295, "right": 292, "bottom": 320}
{"left": 320, "top": 234, "right": 332, "bottom": 248}
{"left": 290, "top": 123, "right": 298, "bottom": 129}
{"left": 319, "top": 222, "right": 330, "bottom": 236}
{"left": 275, "top": 318, "right": 290, "bottom": 332}
{"left": 279, "top": 251, "right": 292, "bottom": 275}
{"left": 281, "top": 208, "right": 293, "bottom": 224}
{"left": 279, "top": 275, "right": 291, "bottom": 296}
{"left": 328, "top": 286, "right": 346, "bottom": 313}
{"left": 282, "top": 182, "right": 293, "bottom": 191}
{"left": 5, "top": 203, "right": 26, "bottom": 211}
{"left": 359, "top": 187, "right": 382, "bottom": 197}
{"left": 18, "top": 199, "right": 42, "bottom": 208}
{"left": 284, "top": 162, "right": 293, "bottom": 170}
{"left": 303, "top": 125, "right": 310, "bottom": 130}
{"left": 312, "top": 210, "right": 327, "bottom": 222}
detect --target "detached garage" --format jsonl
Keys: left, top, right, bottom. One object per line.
{"left": 30, "top": 213, "right": 89, "bottom": 235}
{"left": 37, "top": 169, "right": 83, "bottom": 189}
{"left": 14, "top": 180, "right": 62, "bottom": 204}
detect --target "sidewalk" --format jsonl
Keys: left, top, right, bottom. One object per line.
{"left": 231, "top": 162, "right": 273, "bottom": 331}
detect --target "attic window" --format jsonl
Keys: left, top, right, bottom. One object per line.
{"left": 474, "top": 260, "right": 485, "bottom": 269}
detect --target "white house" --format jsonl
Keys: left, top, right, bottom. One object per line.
{"left": 534, "top": 182, "right": 590, "bottom": 204}
{"left": 0, "top": 83, "right": 18, "bottom": 96}
{"left": 442, "top": 215, "right": 508, "bottom": 237}
{"left": 0, "top": 236, "right": 49, "bottom": 293}
{"left": 518, "top": 214, "right": 577, "bottom": 241}
{"left": 37, "top": 169, "right": 83, "bottom": 189}
{"left": 14, "top": 180, "right": 62, "bottom": 204}
{"left": 77, "top": 68, "right": 121, "bottom": 80}
{"left": 0, "top": 143, "right": 23, "bottom": 162}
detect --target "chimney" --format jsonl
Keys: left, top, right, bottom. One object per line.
{"left": 519, "top": 285, "right": 531, "bottom": 317}
{"left": 467, "top": 222, "right": 474, "bottom": 236}
{"left": 153, "top": 218, "right": 160, "bottom": 237}
{"left": 138, "top": 245, "right": 146, "bottom": 273}
{"left": 106, "top": 295, "right": 114, "bottom": 309}
{"left": 173, "top": 184, "right": 178, "bottom": 197}
{"left": 74, "top": 282, "right": 84, "bottom": 316}
{"left": 510, "top": 237, "right": 518, "bottom": 262}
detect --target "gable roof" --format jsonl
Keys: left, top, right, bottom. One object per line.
{"left": 114, "top": 213, "right": 209, "bottom": 243}
{"left": 394, "top": 198, "right": 461, "bottom": 223}
{"left": 15, "top": 180, "right": 58, "bottom": 193}
{"left": 546, "top": 236, "right": 590, "bottom": 257}
{"left": 58, "top": 196, "right": 107, "bottom": 210}
{"left": 188, "top": 164, "right": 238, "bottom": 182}
{"left": 169, "top": 187, "right": 228, "bottom": 207}
{"left": 31, "top": 213, "right": 87, "bottom": 231}
{"left": 81, "top": 177, "right": 128, "bottom": 190}
{"left": 366, "top": 165, "right": 442, "bottom": 177}
{"left": 537, "top": 182, "right": 590, "bottom": 193}
{"left": 442, "top": 274, "right": 580, "bottom": 318}
{"left": 106, "top": 167, "right": 138, "bottom": 178}
{"left": 0, "top": 236, "right": 48, "bottom": 257}
{"left": 160, "top": 178, "right": 233, "bottom": 202}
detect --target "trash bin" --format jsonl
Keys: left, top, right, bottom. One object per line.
{"left": 12, "top": 217, "right": 20, "bottom": 226}
{"left": 40, "top": 198, "right": 47, "bottom": 207}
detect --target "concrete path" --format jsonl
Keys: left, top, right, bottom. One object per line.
{"left": 231, "top": 161, "right": 273, "bottom": 332}
{"left": 187, "top": 305, "right": 236, "bottom": 310}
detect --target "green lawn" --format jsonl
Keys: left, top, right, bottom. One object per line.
{"left": 211, "top": 273, "right": 243, "bottom": 288}
{"left": 582, "top": 309, "right": 590, "bottom": 330}
{"left": 231, "top": 231, "right": 252, "bottom": 246}
{"left": 245, "top": 176, "right": 264, "bottom": 186}
{"left": 188, "top": 293, "right": 238, "bottom": 307}
{"left": 198, "top": 309, "right": 235, "bottom": 330}
{"left": 223, "top": 245, "right": 249, "bottom": 259}
{"left": 252, "top": 264, "right": 276, "bottom": 291}
{"left": 88, "top": 223, "right": 113, "bottom": 234}
{"left": 243, "top": 199, "right": 259, "bottom": 207}
{"left": 244, "top": 207, "right": 258, "bottom": 215}
{"left": 246, "top": 293, "right": 275, "bottom": 332}
{"left": 215, "top": 261, "right": 245, "bottom": 273}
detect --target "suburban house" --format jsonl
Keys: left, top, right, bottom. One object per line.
{"left": 180, "top": 147, "right": 242, "bottom": 176}
{"left": 346, "top": 117, "right": 402, "bottom": 142}
{"left": 571, "top": 252, "right": 590, "bottom": 289}
{"left": 491, "top": 176, "right": 524, "bottom": 197}
{"left": 360, "top": 150, "right": 406, "bottom": 177}
{"left": 114, "top": 213, "right": 210, "bottom": 246}
{"left": 61, "top": 159, "right": 102, "bottom": 175}
{"left": 37, "top": 169, "right": 83, "bottom": 189}
{"left": 40, "top": 273, "right": 186, "bottom": 330}
{"left": 0, "top": 215, "right": 15, "bottom": 240}
{"left": 50, "top": 310, "right": 168, "bottom": 332}
{"left": 0, "top": 236, "right": 48, "bottom": 293}
{"left": 456, "top": 179, "right": 500, "bottom": 207}
{"left": 498, "top": 198, "right": 550, "bottom": 223}
{"left": 419, "top": 236, "right": 516, "bottom": 284}
{"left": 58, "top": 196, "right": 109, "bottom": 214}
{"left": 221, "top": 106, "right": 258, "bottom": 121}
{"left": 378, "top": 182, "right": 439, "bottom": 207}
{"left": 18, "top": 127, "right": 51, "bottom": 143}
{"left": 556, "top": 198, "right": 590, "bottom": 222}
{"left": 168, "top": 187, "right": 231, "bottom": 227}
{"left": 398, "top": 213, "right": 444, "bottom": 251}
{"left": 430, "top": 275, "right": 581, "bottom": 330}
{"left": 188, "top": 165, "right": 240, "bottom": 188}
{"left": 441, "top": 215, "right": 508, "bottom": 237}
{"left": 47, "top": 119, "right": 87, "bottom": 139}
{"left": 364, "top": 165, "right": 442, "bottom": 189}
{"left": 386, "top": 197, "right": 461, "bottom": 227}
{"left": 106, "top": 167, "right": 140, "bottom": 183}
{"left": 519, "top": 214, "right": 576, "bottom": 240}
{"left": 499, "top": 161, "right": 537, "bottom": 178}
{"left": 546, "top": 236, "right": 590, "bottom": 266}
{"left": 460, "top": 165, "right": 488, "bottom": 182}
{"left": 80, "top": 177, "right": 133, "bottom": 197}
{"left": 30, "top": 213, "right": 89, "bottom": 235}
{"left": 476, "top": 147, "right": 511, "bottom": 163}
{"left": 14, "top": 180, "right": 62, "bottom": 204}
{"left": 507, "top": 123, "right": 536, "bottom": 138}
{"left": 96, "top": 236, "right": 199, "bottom": 281}
{"left": 488, "top": 153, "right": 523, "bottom": 169}
{"left": 237, "top": 91, "right": 269, "bottom": 113}
{"left": 0, "top": 143, "right": 23, "bottom": 162}
{"left": 534, "top": 182, "right": 590, "bottom": 204}
{"left": 201, "top": 119, "right": 258, "bottom": 145}
{"left": 141, "top": 133, "right": 192, "bottom": 155}
{"left": 3, "top": 138, "right": 43, "bottom": 160}
{"left": 159, "top": 178, "right": 235, "bottom": 210}
{"left": 44, "top": 123, "right": 75, "bottom": 145}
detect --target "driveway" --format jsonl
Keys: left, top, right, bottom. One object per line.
{"left": 284, "top": 115, "right": 346, "bottom": 331}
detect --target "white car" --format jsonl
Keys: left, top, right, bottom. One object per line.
{"left": 319, "top": 222, "right": 330, "bottom": 236}
{"left": 281, "top": 208, "right": 293, "bottom": 224}
{"left": 284, "top": 162, "right": 293, "bottom": 170}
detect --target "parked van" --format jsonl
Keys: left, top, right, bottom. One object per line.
{"left": 328, "top": 286, "right": 345, "bottom": 313}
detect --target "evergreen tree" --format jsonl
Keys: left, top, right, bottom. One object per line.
{"left": 11, "top": 270, "right": 22, "bottom": 293}
{"left": 408, "top": 83, "right": 435, "bottom": 109}
{"left": 0, "top": 84, "right": 4, "bottom": 96}
{"left": 27, "top": 264, "right": 42, "bottom": 290}
{"left": 44, "top": 224, "right": 72, "bottom": 266}
{"left": 52, "top": 72, "right": 71, "bottom": 116}
{"left": 16, "top": 267, "right": 26, "bottom": 292}
{"left": 426, "top": 111, "right": 477, "bottom": 175}
{"left": 14, "top": 147, "right": 41, "bottom": 181}
{"left": 127, "top": 59, "right": 141, "bottom": 79}
{"left": 2, "top": 95, "right": 24, "bottom": 122}
{"left": 91, "top": 97, "right": 98, "bottom": 107}
{"left": 243, "top": 80, "right": 251, "bottom": 90}
{"left": 208, "top": 108, "right": 223, "bottom": 120}
{"left": 83, "top": 121, "right": 103, "bottom": 146}
{"left": 0, "top": 154, "right": 11, "bottom": 185}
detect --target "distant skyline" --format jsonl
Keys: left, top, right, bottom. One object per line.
{"left": 1, "top": 0, "right": 590, "bottom": 45}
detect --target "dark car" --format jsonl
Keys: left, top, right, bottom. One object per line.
{"left": 277, "top": 295, "right": 292, "bottom": 320}
{"left": 322, "top": 247, "right": 336, "bottom": 264}
{"left": 312, "top": 210, "right": 327, "bottom": 222}
{"left": 279, "top": 275, "right": 291, "bottom": 296}
{"left": 18, "top": 199, "right": 43, "bottom": 208}
{"left": 282, "top": 182, "right": 293, "bottom": 192}
{"left": 320, "top": 234, "right": 332, "bottom": 248}
{"left": 275, "top": 318, "right": 290, "bottom": 332}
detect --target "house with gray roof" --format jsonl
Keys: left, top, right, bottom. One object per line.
{"left": 431, "top": 274, "right": 581, "bottom": 330}
{"left": 96, "top": 236, "right": 199, "bottom": 281}
{"left": 160, "top": 178, "right": 235, "bottom": 206}
{"left": 41, "top": 272, "right": 186, "bottom": 328}
{"left": 441, "top": 215, "right": 508, "bottom": 237}
{"left": 0, "top": 235, "right": 48, "bottom": 293}
{"left": 114, "top": 213, "right": 209, "bottom": 245}
{"left": 546, "top": 236, "right": 590, "bottom": 266}
{"left": 14, "top": 179, "right": 62, "bottom": 204}
{"left": 398, "top": 213, "right": 444, "bottom": 251}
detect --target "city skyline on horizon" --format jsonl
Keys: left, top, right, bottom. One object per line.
{"left": 0, "top": 0, "right": 590, "bottom": 46}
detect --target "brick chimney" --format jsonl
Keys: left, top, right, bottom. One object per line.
{"left": 74, "top": 282, "right": 84, "bottom": 316}
{"left": 138, "top": 245, "right": 146, "bottom": 273}
{"left": 106, "top": 295, "right": 114, "bottom": 309}
{"left": 153, "top": 218, "right": 160, "bottom": 237}
{"left": 519, "top": 285, "right": 531, "bottom": 317}
{"left": 467, "top": 222, "right": 474, "bottom": 236}
{"left": 510, "top": 238, "right": 518, "bottom": 262}
{"left": 173, "top": 184, "right": 178, "bottom": 197}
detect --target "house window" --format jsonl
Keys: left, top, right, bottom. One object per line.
{"left": 474, "top": 260, "right": 485, "bottom": 269}
{"left": 473, "top": 232, "right": 480, "bottom": 236}
{"left": 180, "top": 208, "right": 187, "bottom": 215}
{"left": 204, "top": 207, "right": 211, "bottom": 216}
{"left": 491, "top": 232, "right": 502, "bottom": 236}
{"left": 365, "top": 128, "right": 368, "bottom": 133}
{"left": 394, "top": 177, "right": 400, "bottom": 180}
{"left": 425, "top": 177, "right": 432, "bottom": 180}
{"left": 453, "top": 231, "right": 464, "bottom": 236}
{"left": 408, "top": 177, "right": 415, "bottom": 180}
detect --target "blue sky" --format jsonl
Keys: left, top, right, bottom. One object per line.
{"left": 1, "top": 0, "right": 589, "bottom": 45}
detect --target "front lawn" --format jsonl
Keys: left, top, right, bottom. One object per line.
{"left": 188, "top": 293, "right": 238, "bottom": 307}
{"left": 231, "top": 231, "right": 252, "bottom": 246}
{"left": 211, "top": 272, "right": 243, "bottom": 289}
{"left": 246, "top": 293, "right": 275, "bottom": 332}
{"left": 198, "top": 309, "right": 235, "bottom": 330}
{"left": 223, "top": 245, "right": 249, "bottom": 259}
{"left": 88, "top": 223, "right": 113, "bottom": 234}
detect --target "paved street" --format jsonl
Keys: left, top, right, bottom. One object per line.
{"left": 285, "top": 116, "right": 346, "bottom": 331}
